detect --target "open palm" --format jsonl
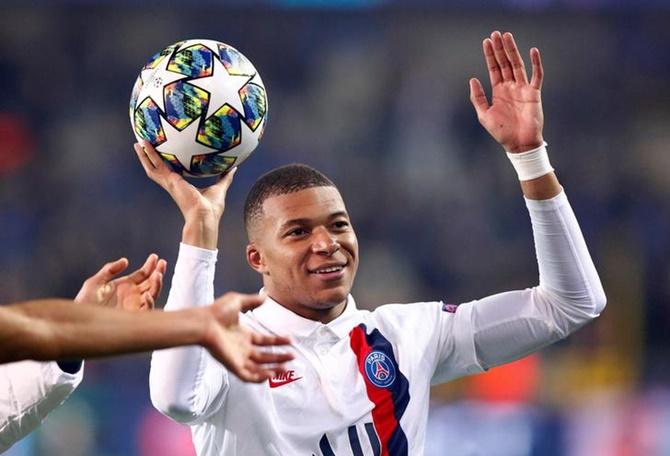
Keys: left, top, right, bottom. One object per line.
{"left": 470, "top": 31, "right": 544, "bottom": 153}
{"left": 203, "top": 293, "right": 294, "bottom": 382}
{"left": 75, "top": 254, "right": 167, "bottom": 311}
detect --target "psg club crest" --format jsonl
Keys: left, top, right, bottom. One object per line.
{"left": 364, "top": 351, "right": 396, "bottom": 388}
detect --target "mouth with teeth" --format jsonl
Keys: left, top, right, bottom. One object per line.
{"left": 308, "top": 263, "right": 347, "bottom": 280}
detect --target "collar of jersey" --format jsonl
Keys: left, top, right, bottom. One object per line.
{"left": 251, "top": 293, "right": 361, "bottom": 340}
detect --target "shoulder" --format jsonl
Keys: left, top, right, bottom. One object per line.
{"left": 370, "top": 300, "right": 447, "bottom": 319}
{"left": 362, "top": 300, "right": 454, "bottom": 334}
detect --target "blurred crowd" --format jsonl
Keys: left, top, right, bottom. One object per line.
{"left": 1, "top": 4, "right": 669, "bottom": 455}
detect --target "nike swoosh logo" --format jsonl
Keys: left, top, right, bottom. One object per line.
{"left": 268, "top": 376, "right": 303, "bottom": 388}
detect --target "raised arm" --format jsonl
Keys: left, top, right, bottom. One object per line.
{"left": 134, "top": 140, "right": 234, "bottom": 250}
{"left": 136, "top": 141, "right": 285, "bottom": 423}
{"left": 443, "top": 31, "right": 606, "bottom": 374}
{"left": 470, "top": 31, "right": 560, "bottom": 200}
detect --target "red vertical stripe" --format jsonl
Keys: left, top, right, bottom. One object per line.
{"left": 350, "top": 326, "right": 398, "bottom": 456}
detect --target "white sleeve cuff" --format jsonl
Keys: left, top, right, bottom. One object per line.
{"left": 164, "top": 243, "right": 218, "bottom": 311}
{"left": 178, "top": 242, "right": 218, "bottom": 262}
{"left": 524, "top": 188, "right": 567, "bottom": 211}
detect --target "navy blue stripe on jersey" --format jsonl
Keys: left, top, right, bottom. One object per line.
{"left": 319, "top": 434, "right": 336, "bottom": 456}
{"left": 350, "top": 324, "right": 410, "bottom": 456}
{"left": 365, "top": 423, "right": 382, "bottom": 456}
{"left": 348, "top": 425, "right": 364, "bottom": 456}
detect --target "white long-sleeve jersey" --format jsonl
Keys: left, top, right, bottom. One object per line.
{"left": 0, "top": 361, "right": 83, "bottom": 452}
{"left": 149, "top": 190, "right": 606, "bottom": 456}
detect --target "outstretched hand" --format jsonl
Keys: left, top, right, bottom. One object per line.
{"left": 75, "top": 254, "right": 167, "bottom": 311}
{"left": 469, "top": 31, "right": 544, "bottom": 153}
{"left": 134, "top": 140, "right": 237, "bottom": 223}
{"left": 203, "top": 292, "right": 294, "bottom": 383}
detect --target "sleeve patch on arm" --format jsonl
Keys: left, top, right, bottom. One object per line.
{"left": 442, "top": 303, "right": 459, "bottom": 313}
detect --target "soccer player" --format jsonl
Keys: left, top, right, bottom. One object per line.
{"left": 0, "top": 255, "right": 292, "bottom": 452}
{"left": 143, "top": 31, "right": 606, "bottom": 455}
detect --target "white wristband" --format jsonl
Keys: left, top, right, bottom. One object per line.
{"left": 506, "top": 141, "right": 554, "bottom": 181}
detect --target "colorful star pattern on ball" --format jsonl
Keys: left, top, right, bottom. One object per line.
{"left": 131, "top": 39, "right": 268, "bottom": 177}
{"left": 240, "top": 83, "right": 267, "bottom": 131}
{"left": 191, "top": 154, "right": 236, "bottom": 176}
{"left": 164, "top": 81, "right": 209, "bottom": 130}
{"left": 218, "top": 43, "right": 256, "bottom": 76}
{"left": 168, "top": 44, "right": 214, "bottom": 79}
{"left": 156, "top": 117, "right": 218, "bottom": 171}
{"left": 197, "top": 105, "right": 242, "bottom": 151}
{"left": 188, "top": 49, "right": 249, "bottom": 118}
{"left": 134, "top": 98, "right": 165, "bottom": 144}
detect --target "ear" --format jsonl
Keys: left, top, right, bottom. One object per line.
{"left": 246, "top": 243, "right": 267, "bottom": 274}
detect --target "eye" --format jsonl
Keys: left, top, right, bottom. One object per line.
{"left": 333, "top": 220, "right": 350, "bottom": 230}
{"left": 286, "top": 227, "right": 308, "bottom": 237}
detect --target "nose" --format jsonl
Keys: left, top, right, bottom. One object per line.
{"left": 311, "top": 226, "right": 340, "bottom": 256}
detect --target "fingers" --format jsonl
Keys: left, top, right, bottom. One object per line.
{"left": 156, "top": 258, "right": 167, "bottom": 276}
{"left": 235, "top": 293, "right": 265, "bottom": 313}
{"left": 482, "top": 38, "right": 502, "bottom": 87}
{"left": 140, "top": 140, "right": 164, "bottom": 169}
{"left": 90, "top": 258, "right": 129, "bottom": 284}
{"left": 469, "top": 78, "right": 489, "bottom": 118}
{"left": 147, "top": 269, "right": 164, "bottom": 301}
{"left": 490, "top": 31, "right": 514, "bottom": 82}
{"left": 145, "top": 258, "right": 167, "bottom": 301}
{"left": 211, "top": 166, "right": 242, "bottom": 197}
{"left": 217, "top": 166, "right": 237, "bottom": 191}
{"left": 125, "top": 253, "right": 159, "bottom": 285}
{"left": 484, "top": 31, "right": 536, "bottom": 87}
{"left": 249, "top": 349, "right": 294, "bottom": 365}
{"left": 251, "top": 332, "right": 293, "bottom": 347}
{"left": 237, "top": 363, "right": 285, "bottom": 383}
{"left": 251, "top": 332, "right": 293, "bottom": 346}
{"left": 134, "top": 141, "right": 157, "bottom": 173}
{"left": 239, "top": 294, "right": 264, "bottom": 313}
{"left": 211, "top": 292, "right": 264, "bottom": 313}
{"left": 502, "top": 32, "right": 528, "bottom": 84}
{"left": 141, "top": 292, "right": 156, "bottom": 310}
{"left": 134, "top": 140, "right": 172, "bottom": 184}
{"left": 530, "top": 47, "right": 544, "bottom": 90}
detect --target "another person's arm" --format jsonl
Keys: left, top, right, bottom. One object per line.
{"left": 0, "top": 254, "right": 163, "bottom": 452}
{"left": 0, "top": 294, "right": 288, "bottom": 366}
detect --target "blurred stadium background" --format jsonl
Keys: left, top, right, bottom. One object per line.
{"left": 1, "top": 1, "right": 670, "bottom": 455}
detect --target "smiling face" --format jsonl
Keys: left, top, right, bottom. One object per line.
{"left": 246, "top": 186, "right": 359, "bottom": 322}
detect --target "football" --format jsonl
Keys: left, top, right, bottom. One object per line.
{"left": 130, "top": 39, "right": 268, "bottom": 177}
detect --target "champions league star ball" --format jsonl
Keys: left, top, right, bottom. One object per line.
{"left": 130, "top": 40, "right": 268, "bottom": 177}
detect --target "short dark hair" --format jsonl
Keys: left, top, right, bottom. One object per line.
{"left": 244, "top": 163, "right": 336, "bottom": 235}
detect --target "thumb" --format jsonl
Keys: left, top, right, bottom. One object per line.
{"left": 469, "top": 78, "right": 489, "bottom": 117}
{"left": 212, "top": 166, "right": 237, "bottom": 194}
{"left": 238, "top": 293, "right": 265, "bottom": 313}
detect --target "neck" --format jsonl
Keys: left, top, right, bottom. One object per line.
{"left": 272, "top": 297, "right": 347, "bottom": 324}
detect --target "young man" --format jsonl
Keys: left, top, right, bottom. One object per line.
{"left": 1, "top": 255, "right": 292, "bottom": 452}
{"left": 143, "top": 31, "right": 606, "bottom": 455}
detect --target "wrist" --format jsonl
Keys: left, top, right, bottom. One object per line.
{"left": 505, "top": 141, "right": 554, "bottom": 181}
{"left": 175, "top": 307, "right": 213, "bottom": 347}
{"left": 182, "top": 216, "right": 220, "bottom": 250}
{"left": 505, "top": 139, "right": 545, "bottom": 154}
{"left": 194, "top": 306, "right": 218, "bottom": 351}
